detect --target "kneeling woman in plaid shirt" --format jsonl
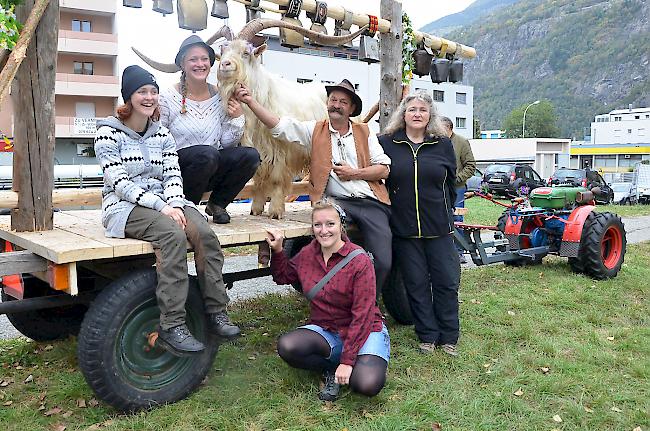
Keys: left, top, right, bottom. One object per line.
{"left": 266, "top": 199, "right": 390, "bottom": 402}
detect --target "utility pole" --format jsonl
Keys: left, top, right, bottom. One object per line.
{"left": 379, "top": 0, "right": 402, "bottom": 132}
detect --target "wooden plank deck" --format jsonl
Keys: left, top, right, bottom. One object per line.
{"left": 0, "top": 201, "right": 313, "bottom": 264}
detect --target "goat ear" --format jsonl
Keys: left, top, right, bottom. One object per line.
{"left": 253, "top": 44, "right": 267, "bottom": 57}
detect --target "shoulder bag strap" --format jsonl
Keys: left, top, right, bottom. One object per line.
{"left": 305, "top": 248, "right": 366, "bottom": 302}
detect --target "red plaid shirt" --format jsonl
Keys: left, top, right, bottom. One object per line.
{"left": 270, "top": 239, "right": 384, "bottom": 366}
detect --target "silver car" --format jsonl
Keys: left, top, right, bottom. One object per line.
{"left": 611, "top": 182, "right": 637, "bottom": 205}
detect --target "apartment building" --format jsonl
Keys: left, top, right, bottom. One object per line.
{"left": 0, "top": 0, "right": 118, "bottom": 166}
{"left": 570, "top": 107, "right": 650, "bottom": 172}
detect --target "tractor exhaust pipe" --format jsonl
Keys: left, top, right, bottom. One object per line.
{"left": 576, "top": 190, "right": 595, "bottom": 204}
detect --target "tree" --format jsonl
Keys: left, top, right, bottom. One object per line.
{"left": 502, "top": 100, "right": 561, "bottom": 138}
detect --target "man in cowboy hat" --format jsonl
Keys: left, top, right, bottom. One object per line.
{"left": 234, "top": 79, "right": 392, "bottom": 300}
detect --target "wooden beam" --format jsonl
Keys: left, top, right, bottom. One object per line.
{"left": 0, "top": 0, "right": 52, "bottom": 108}
{"left": 11, "top": 0, "right": 58, "bottom": 232}
{"left": 253, "top": 0, "right": 476, "bottom": 58}
{"left": 0, "top": 181, "right": 312, "bottom": 209}
{"left": 379, "top": 0, "right": 402, "bottom": 132}
{"left": 0, "top": 250, "right": 47, "bottom": 277}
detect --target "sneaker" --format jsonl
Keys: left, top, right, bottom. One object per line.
{"left": 418, "top": 342, "right": 437, "bottom": 354}
{"left": 157, "top": 324, "right": 205, "bottom": 355}
{"left": 440, "top": 343, "right": 459, "bottom": 357}
{"left": 205, "top": 202, "right": 231, "bottom": 224}
{"left": 207, "top": 312, "right": 241, "bottom": 339}
{"left": 318, "top": 369, "right": 340, "bottom": 402}
{"left": 458, "top": 253, "right": 467, "bottom": 264}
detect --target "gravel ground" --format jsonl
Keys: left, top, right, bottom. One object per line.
{"left": 2, "top": 215, "right": 650, "bottom": 340}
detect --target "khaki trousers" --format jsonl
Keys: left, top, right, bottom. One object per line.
{"left": 125, "top": 206, "right": 229, "bottom": 329}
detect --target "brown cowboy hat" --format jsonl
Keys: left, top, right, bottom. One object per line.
{"left": 325, "top": 79, "right": 363, "bottom": 117}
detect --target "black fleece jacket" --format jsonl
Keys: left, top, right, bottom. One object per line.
{"left": 379, "top": 129, "right": 457, "bottom": 238}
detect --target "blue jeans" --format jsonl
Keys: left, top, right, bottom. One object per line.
{"left": 300, "top": 323, "right": 391, "bottom": 365}
{"left": 454, "top": 186, "right": 466, "bottom": 253}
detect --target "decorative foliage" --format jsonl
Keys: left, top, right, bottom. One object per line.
{"left": 0, "top": 1, "right": 22, "bottom": 51}
{"left": 401, "top": 12, "right": 415, "bottom": 85}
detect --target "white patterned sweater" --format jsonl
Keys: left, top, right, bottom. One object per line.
{"left": 159, "top": 86, "right": 245, "bottom": 151}
{"left": 94, "top": 116, "right": 196, "bottom": 238}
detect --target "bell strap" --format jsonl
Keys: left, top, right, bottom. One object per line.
{"left": 364, "top": 14, "right": 379, "bottom": 37}
{"left": 307, "top": 1, "right": 328, "bottom": 25}
{"left": 246, "top": 0, "right": 263, "bottom": 12}
{"left": 335, "top": 8, "right": 353, "bottom": 31}
{"left": 280, "top": 0, "right": 303, "bottom": 19}
{"left": 304, "top": 249, "right": 366, "bottom": 302}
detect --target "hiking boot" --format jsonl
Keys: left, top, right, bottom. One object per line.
{"left": 318, "top": 369, "right": 340, "bottom": 402}
{"left": 440, "top": 343, "right": 459, "bottom": 357}
{"left": 207, "top": 312, "right": 241, "bottom": 339}
{"left": 157, "top": 324, "right": 205, "bottom": 356}
{"left": 205, "top": 202, "right": 231, "bottom": 224}
{"left": 418, "top": 342, "right": 437, "bottom": 354}
{"left": 458, "top": 253, "right": 467, "bottom": 264}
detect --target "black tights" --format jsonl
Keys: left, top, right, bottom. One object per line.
{"left": 277, "top": 328, "right": 387, "bottom": 397}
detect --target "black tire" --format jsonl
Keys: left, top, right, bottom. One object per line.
{"left": 577, "top": 212, "right": 626, "bottom": 280}
{"left": 382, "top": 260, "right": 414, "bottom": 325}
{"left": 282, "top": 236, "right": 312, "bottom": 292}
{"left": 1, "top": 275, "right": 88, "bottom": 341}
{"left": 504, "top": 218, "right": 544, "bottom": 266}
{"left": 78, "top": 268, "right": 218, "bottom": 412}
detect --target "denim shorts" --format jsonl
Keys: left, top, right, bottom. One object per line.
{"left": 300, "top": 323, "right": 390, "bottom": 365}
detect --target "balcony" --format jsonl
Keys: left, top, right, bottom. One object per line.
{"left": 59, "top": 0, "right": 117, "bottom": 15}
{"left": 55, "top": 73, "right": 120, "bottom": 97}
{"left": 58, "top": 30, "right": 118, "bottom": 56}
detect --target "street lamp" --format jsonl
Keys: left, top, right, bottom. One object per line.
{"left": 522, "top": 100, "right": 540, "bottom": 138}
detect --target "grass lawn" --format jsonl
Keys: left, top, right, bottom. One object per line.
{"left": 464, "top": 196, "right": 650, "bottom": 227}
{"left": 0, "top": 242, "right": 648, "bottom": 430}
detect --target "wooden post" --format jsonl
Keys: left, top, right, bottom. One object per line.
{"left": 11, "top": 0, "right": 58, "bottom": 232}
{"left": 379, "top": 0, "right": 402, "bottom": 132}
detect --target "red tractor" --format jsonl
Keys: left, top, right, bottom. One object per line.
{"left": 456, "top": 186, "right": 626, "bottom": 279}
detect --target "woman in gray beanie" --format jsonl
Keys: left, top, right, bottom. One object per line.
{"left": 159, "top": 35, "right": 260, "bottom": 224}
{"left": 94, "top": 65, "right": 241, "bottom": 356}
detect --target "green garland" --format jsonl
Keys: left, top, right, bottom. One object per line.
{"left": 401, "top": 12, "right": 416, "bottom": 85}
{"left": 1, "top": 1, "right": 22, "bottom": 51}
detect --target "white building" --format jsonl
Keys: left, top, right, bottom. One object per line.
{"left": 469, "top": 137, "right": 571, "bottom": 179}
{"left": 571, "top": 107, "right": 650, "bottom": 172}
{"left": 253, "top": 36, "right": 474, "bottom": 139}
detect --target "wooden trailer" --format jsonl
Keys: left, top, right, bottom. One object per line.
{"left": 0, "top": 0, "right": 475, "bottom": 411}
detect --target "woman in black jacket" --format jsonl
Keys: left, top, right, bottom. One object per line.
{"left": 379, "top": 91, "right": 461, "bottom": 356}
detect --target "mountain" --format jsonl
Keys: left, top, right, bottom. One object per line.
{"left": 444, "top": 0, "right": 650, "bottom": 138}
{"left": 420, "top": 0, "right": 521, "bottom": 35}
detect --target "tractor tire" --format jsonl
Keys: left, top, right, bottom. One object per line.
{"left": 77, "top": 268, "right": 219, "bottom": 412}
{"left": 1, "top": 275, "right": 88, "bottom": 341}
{"left": 282, "top": 236, "right": 312, "bottom": 292}
{"left": 577, "top": 212, "right": 626, "bottom": 279}
{"left": 504, "top": 218, "right": 544, "bottom": 267}
{"left": 382, "top": 261, "right": 413, "bottom": 325}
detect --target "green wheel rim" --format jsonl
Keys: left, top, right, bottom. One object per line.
{"left": 114, "top": 298, "right": 204, "bottom": 391}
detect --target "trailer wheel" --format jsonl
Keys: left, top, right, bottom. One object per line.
{"left": 282, "top": 236, "right": 312, "bottom": 292}
{"left": 77, "top": 268, "right": 218, "bottom": 412}
{"left": 1, "top": 275, "right": 88, "bottom": 341}
{"left": 578, "top": 212, "right": 626, "bottom": 279}
{"left": 382, "top": 261, "right": 413, "bottom": 325}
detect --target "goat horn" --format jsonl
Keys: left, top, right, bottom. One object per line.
{"left": 132, "top": 47, "right": 181, "bottom": 73}
{"left": 238, "top": 18, "right": 368, "bottom": 46}
{"left": 206, "top": 25, "right": 234, "bottom": 45}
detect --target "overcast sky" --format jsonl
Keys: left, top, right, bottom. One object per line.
{"left": 117, "top": 0, "right": 475, "bottom": 87}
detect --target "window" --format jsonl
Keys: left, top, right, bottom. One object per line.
{"left": 456, "top": 92, "right": 467, "bottom": 104}
{"left": 73, "top": 61, "right": 94, "bottom": 75}
{"left": 72, "top": 19, "right": 91, "bottom": 32}
{"left": 614, "top": 129, "right": 621, "bottom": 137}
{"left": 628, "top": 129, "right": 632, "bottom": 134}
{"left": 333, "top": 51, "right": 348, "bottom": 59}
{"left": 456, "top": 117, "right": 466, "bottom": 129}
{"left": 433, "top": 90, "right": 444, "bottom": 102}
{"left": 594, "top": 155, "right": 616, "bottom": 168}
{"left": 614, "top": 116, "right": 622, "bottom": 121}
{"left": 639, "top": 128, "right": 645, "bottom": 136}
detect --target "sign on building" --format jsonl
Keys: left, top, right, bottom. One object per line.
{"left": 73, "top": 117, "right": 97, "bottom": 135}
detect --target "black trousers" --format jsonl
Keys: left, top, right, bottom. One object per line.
{"left": 394, "top": 234, "right": 460, "bottom": 345}
{"left": 177, "top": 145, "right": 260, "bottom": 206}
{"left": 336, "top": 197, "right": 392, "bottom": 300}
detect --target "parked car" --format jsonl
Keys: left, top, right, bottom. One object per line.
{"left": 548, "top": 168, "right": 613, "bottom": 204}
{"left": 482, "top": 163, "right": 546, "bottom": 196}
{"left": 465, "top": 168, "right": 483, "bottom": 191}
{"left": 611, "top": 182, "right": 637, "bottom": 205}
